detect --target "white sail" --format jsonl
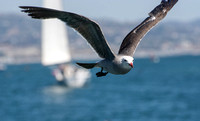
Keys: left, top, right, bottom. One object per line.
{"left": 42, "top": 0, "right": 71, "bottom": 66}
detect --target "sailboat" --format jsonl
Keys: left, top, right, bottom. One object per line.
{"left": 42, "top": 0, "right": 91, "bottom": 87}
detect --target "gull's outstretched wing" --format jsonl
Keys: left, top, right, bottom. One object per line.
{"left": 20, "top": 6, "right": 115, "bottom": 60}
{"left": 118, "top": 0, "right": 178, "bottom": 56}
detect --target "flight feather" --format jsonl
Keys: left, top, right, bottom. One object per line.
{"left": 118, "top": 0, "right": 178, "bottom": 56}
{"left": 20, "top": 6, "right": 115, "bottom": 60}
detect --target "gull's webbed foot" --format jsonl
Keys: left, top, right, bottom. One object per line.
{"left": 96, "top": 67, "right": 108, "bottom": 77}
{"left": 96, "top": 71, "right": 108, "bottom": 77}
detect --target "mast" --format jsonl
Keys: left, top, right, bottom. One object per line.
{"left": 42, "top": 0, "right": 71, "bottom": 66}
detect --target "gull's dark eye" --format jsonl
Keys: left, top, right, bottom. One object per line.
{"left": 124, "top": 59, "right": 127, "bottom": 62}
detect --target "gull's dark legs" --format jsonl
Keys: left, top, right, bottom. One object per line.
{"left": 96, "top": 67, "right": 108, "bottom": 77}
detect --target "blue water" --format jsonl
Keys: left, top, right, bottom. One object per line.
{"left": 0, "top": 55, "right": 200, "bottom": 121}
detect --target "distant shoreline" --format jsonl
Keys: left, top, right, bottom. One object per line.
{"left": 1, "top": 15, "right": 200, "bottom": 65}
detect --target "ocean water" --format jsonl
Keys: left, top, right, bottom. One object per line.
{"left": 0, "top": 55, "right": 200, "bottom": 121}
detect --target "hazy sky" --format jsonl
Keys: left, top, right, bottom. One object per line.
{"left": 1, "top": 0, "right": 200, "bottom": 22}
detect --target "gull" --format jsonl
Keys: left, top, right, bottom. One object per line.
{"left": 20, "top": 0, "right": 178, "bottom": 77}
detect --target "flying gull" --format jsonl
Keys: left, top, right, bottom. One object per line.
{"left": 20, "top": 0, "right": 178, "bottom": 77}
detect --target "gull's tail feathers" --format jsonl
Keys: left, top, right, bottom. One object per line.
{"left": 76, "top": 62, "right": 98, "bottom": 69}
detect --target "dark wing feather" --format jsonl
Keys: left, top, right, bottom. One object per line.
{"left": 19, "top": 6, "right": 115, "bottom": 60}
{"left": 118, "top": 0, "right": 178, "bottom": 56}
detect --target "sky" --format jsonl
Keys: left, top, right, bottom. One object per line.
{"left": 0, "top": 0, "right": 200, "bottom": 22}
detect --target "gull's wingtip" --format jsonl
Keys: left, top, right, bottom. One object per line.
{"left": 19, "top": 6, "right": 24, "bottom": 8}
{"left": 19, "top": 6, "right": 29, "bottom": 9}
{"left": 19, "top": 6, "right": 32, "bottom": 13}
{"left": 19, "top": 6, "right": 39, "bottom": 10}
{"left": 161, "top": 0, "right": 178, "bottom": 3}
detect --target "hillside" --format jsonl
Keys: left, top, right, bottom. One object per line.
{"left": 0, "top": 14, "right": 200, "bottom": 64}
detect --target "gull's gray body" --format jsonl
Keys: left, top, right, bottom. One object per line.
{"left": 20, "top": 0, "right": 178, "bottom": 77}
{"left": 97, "top": 55, "right": 133, "bottom": 75}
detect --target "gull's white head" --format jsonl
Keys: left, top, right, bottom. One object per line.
{"left": 120, "top": 56, "right": 134, "bottom": 69}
